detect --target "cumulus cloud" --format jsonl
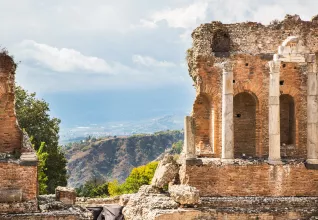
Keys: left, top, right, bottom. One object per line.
{"left": 17, "top": 40, "right": 113, "bottom": 73}
{"left": 144, "top": 1, "right": 209, "bottom": 29}
{"left": 132, "top": 55, "right": 176, "bottom": 67}
{"left": 2, "top": 0, "right": 318, "bottom": 94}
{"left": 130, "top": 19, "right": 158, "bottom": 29}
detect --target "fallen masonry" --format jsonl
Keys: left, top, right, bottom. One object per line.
{"left": 122, "top": 14, "right": 318, "bottom": 219}
{"left": 3, "top": 13, "right": 318, "bottom": 220}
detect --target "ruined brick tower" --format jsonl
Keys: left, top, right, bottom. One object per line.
{"left": 181, "top": 15, "right": 318, "bottom": 196}
{"left": 0, "top": 52, "right": 38, "bottom": 213}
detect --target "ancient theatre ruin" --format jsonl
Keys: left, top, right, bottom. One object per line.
{"left": 181, "top": 14, "right": 318, "bottom": 196}
{"left": 0, "top": 52, "right": 38, "bottom": 213}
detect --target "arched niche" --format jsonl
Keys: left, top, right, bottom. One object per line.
{"left": 234, "top": 92, "right": 257, "bottom": 158}
{"left": 280, "top": 94, "right": 295, "bottom": 149}
{"left": 211, "top": 29, "right": 230, "bottom": 57}
{"left": 193, "top": 94, "right": 214, "bottom": 155}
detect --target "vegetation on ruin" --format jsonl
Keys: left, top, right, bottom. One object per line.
{"left": 15, "top": 85, "right": 67, "bottom": 194}
{"left": 76, "top": 161, "right": 158, "bottom": 197}
{"left": 65, "top": 130, "right": 183, "bottom": 187}
{"left": 171, "top": 140, "right": 183, "bottom": 154}
{"left": 36, "top": 142, "right": 49, "bottom": 194}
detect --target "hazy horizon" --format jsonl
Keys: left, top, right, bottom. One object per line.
{"left": 1, "top": 0, "right": 318, "bottom": 140}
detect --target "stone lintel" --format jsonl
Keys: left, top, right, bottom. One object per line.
{"left": 279, "top": 55, "right": 306, "bottom": 63}
{"left": 20, "top": 152, "right": 38, "bottom": 166}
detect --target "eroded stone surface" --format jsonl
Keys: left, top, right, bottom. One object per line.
{"left": 123, "top": 186, "right": 178, "bottom": 220}
{"left": 56, "top": 187, "right": 77, "bottom": 205}
{"left": 151, "top": 155, "right": 179, "bottom": 188}
{"left": 168, "top": 185, "right": 200, "bottom": 205}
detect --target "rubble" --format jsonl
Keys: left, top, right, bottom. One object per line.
{"left": 168, "top": 185, "right": 200, "bottom": 205}
{"left": 123, "top": 185, "right": 178, "bottom": 220}
{"left": 151, "top": 155, "right": 179, "bottom": 188}
{"left": 55, "top": 186, "right": 77, "bottom": 205}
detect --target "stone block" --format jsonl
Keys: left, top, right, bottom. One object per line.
{"left": 0, "top": 189, "right": 22, "bottom": 203}
{"left": 168, "top": 185, "right": 200, "bottom": 205}
{"left": 55, "top": 186, "right": 76, "bottom": 205}
{"left": 151, "top": 155, "right": 179, "bottom": 188}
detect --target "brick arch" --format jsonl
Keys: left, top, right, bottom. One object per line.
{"left": 279, "top": 92, "right": 301, "bottom": 158}
{"left": 280, "top": 85, "right": 301, "bottom": 98}
{"left": 234, "top": 81, "right": 265, "bottom": 100}
{"left": 192, "top": 93, "right": 214, "bottom": 156}
{"left": 233, "top": 91, "right": 261, "bottom": 158}
{"left": 233, "top": 81, "right": 265, "bottom": 157}
{"left": 280, "top": 94, "right": 295, "bottom": 145}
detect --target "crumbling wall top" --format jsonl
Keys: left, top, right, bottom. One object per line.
{"left": 191, "top": 14, "right": 318, "bottom": 57}
{"left": 0, "top": 50, "right": 33, "bottom": 155}
{"left": 187, "top": 14, "right": 318, "bottom": 81}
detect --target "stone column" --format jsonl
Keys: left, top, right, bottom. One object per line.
{"left": 307, "top": 62, "right": 318, "bottom": 164}
{"left": 268, "top": 59, "right": 282, "bottom": 164}
{"left": 184, "top": 116, "right": 196, "bottom": 159}
{"left": 221, "top": 62, "right": 234, "bottom": 159}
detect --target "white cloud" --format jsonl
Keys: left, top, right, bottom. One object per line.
{"left": 17, "top": 40, "right": 112, "bottom": 73}
{"left": 130, "top": 19, "right": 158, "bottom": 29}
{"left": 132, "top": 55, "right": 176, "bottom": 67}
{"left": 150, "top": 1, "right": 209, "bottom": 29}
{"left": 3, "top": 0, "right": 318, "bottom": 94}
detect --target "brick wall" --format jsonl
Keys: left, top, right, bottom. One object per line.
{"left": 180, "top": 161, "right": 318, "bottom": 197}
{"left": 234, "top": 92, "right": 256, "bottom": 157}
{"left": 0, "top": 53, "right": 23, "bottom": 153}
{"left": 155, "top": 211, "right": 313, "bottom": 220}
{"left": 188, "top": 16, "right": 314, "bottom": 159}
{"left": 0, "top": 162, "right": 37, "bottom": 201}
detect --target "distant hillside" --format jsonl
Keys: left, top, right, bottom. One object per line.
{"left": 59, "top": 114, "right": 185, "bottom": 144}
{"left": 65, "top": 130, "right": 184, "bottom": 188}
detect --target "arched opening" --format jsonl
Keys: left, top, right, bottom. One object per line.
{"left": 280, "top": 94, "right": 295, "bottom": 147}
{"left": 211, "top": 29, "right": 230, "bottom": 57}
{"left": 193, "top": 95, "right": 213, "bottom": 155}
{"left": 234, "top": 92, "right": 257, "bottom": 158}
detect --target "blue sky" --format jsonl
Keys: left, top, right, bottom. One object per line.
{"left": 1, "top": 0, "right": 317, "bottom": 132}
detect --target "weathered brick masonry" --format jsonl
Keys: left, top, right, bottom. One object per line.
{"left": 182, "top": 15, "right": 318, "bottom": 197}
{"left": 0, "top": 162, "right": 37, "bottom": 200}
{"left": 186, "top": 14, "right": 318, "bottom": 158}
{"left": 0, "top": 54, "right": 23, "bottom": 153}
{"left": 0, "top": 51, "right": 38, "bottom": 213}
{"left": 180, "top": 160, "right": 318, "bottom": 197}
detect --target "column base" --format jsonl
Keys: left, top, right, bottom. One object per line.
{"left": 268, "top": 159, "right": 284, "bottom": 165}
{"left": 306, "top": 159, "right": 318, "bottom": 165}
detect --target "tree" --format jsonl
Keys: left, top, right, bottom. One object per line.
{"left": 15, "top": 85, "right": 67, "bottom": 193}
{"left": 36, "top": 142, "right": 49, "bottom": 194}
{"left": 171, "top": 140, "right": 183, "bottom": 154}
{"left": 76, "top": 161, "right": 159, "bottom": 197}
{"left": 108, "top": 161, "right": 158, "bottom": 196}
{"left": 123, "top": 161, "right": 158, "bottom": 193}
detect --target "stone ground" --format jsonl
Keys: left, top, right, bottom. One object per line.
{"left": 0, "top": 195, "right": 93, "bottom": 220}
{"left": 124, "top": 191, "right": 318, "bottom": 220}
